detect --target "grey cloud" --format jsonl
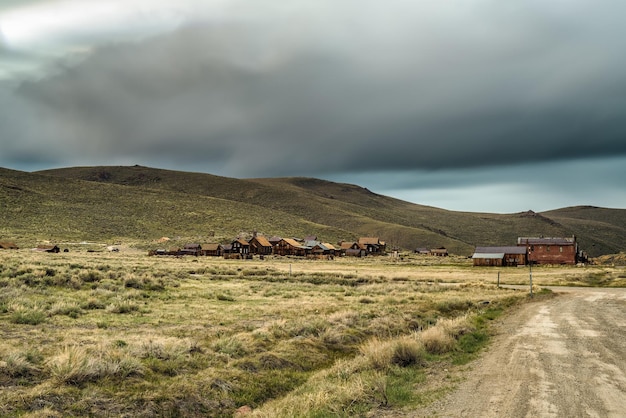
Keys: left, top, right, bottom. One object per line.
{"left": 4, "top": 0, "right": 626, "bottom": 179}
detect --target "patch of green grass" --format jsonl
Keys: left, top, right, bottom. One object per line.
{"left": 10, "top": 309, "right": 47, "bottom": 325}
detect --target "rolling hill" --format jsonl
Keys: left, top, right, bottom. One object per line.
{"left": 0, "top": 165, "right": 624, "bottom": 256}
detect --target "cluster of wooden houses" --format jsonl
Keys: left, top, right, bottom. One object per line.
{"left": 149, "top": 236, "right": 387, "bottom": 258}
{"left": 472, "top": 236, "right": 587, "bottom": 266}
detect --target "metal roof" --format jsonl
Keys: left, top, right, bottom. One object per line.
{"left": 517, "top": 237, "right": 576, "bottom": 246}
{"left": 472, "top": 253, "right": 505, "bottom": 259}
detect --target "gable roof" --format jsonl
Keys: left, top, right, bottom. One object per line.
{"left": 202, "top": 243, "right": 221, "bottom": 251}
{"left": 518, "top": 237, "right": 576, "bottom": 246}
{"left": 358, "top": 237, "right": 381, "bottom": 245}
{"left": 282, "top": 238, "right": 305, "bottom": 248}
{"left": 250, "top": 236, "right": 272, "bottom": 247}
{"left": 475, "top": 246, "right": 526, "bottom": 254}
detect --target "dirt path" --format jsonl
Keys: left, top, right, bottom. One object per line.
{"left": 417, "top": 287, "right": 626, "bottom": 417}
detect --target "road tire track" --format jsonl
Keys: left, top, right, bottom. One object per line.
{"left": 417, "top": 287, "right": 626, "bottom": 417}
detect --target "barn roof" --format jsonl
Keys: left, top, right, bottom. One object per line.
{"left": 517, "top": 237, "right": 576, "bottom": 246}
{"left": 340, "top": 241, "right": 360, "bottom": 250}
{"left": 282, "top": 238, "right": 305, "bottom": 248}
{"left": 251, "top": 236, "right": 272, "bottom": 247}
{"left": 358, "top": 237, "right": 380, "bottom": 245}
{"left": 202, "top": 243, "right": 221, "bottom": 251}
{"left": 475, "top": 246, "right": 526, "bottom": 254}
{"left": 472, "top": 253, "right": 505, "bottom": 259}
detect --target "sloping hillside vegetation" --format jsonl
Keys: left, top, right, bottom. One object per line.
{"left": 0, "top": 165, "right": 623, "bottom": 256}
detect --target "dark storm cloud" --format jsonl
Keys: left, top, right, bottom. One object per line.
{"left": 2, "top": 0, "right": 626, "bottom": 180}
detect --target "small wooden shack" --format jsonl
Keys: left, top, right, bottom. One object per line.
{"left": 201, "top": 243, "right": 223, "bottom": 257}
{"left": 180, "top": 244, "right": 202, "bottom": 256}
{"left": 473, "top": 246, "right": 527, "bottom": 266}
{"left": 430, "top": 247, "right": 449, "bottom": 257}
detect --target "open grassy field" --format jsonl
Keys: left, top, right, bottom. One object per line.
{"left": 1, "top": 250, "right": 624, "bottom": 417}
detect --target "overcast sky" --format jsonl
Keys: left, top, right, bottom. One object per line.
{"left": 1, "top": 0, "right": 625, "bottom": 213}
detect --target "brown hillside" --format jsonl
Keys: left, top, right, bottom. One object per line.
{"left": 0, "top": 165, "right": 620, "bottom": 256}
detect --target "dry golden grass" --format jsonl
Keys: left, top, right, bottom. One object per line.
{"left": 0, "top": 250, "right": 614, "bottom": 416}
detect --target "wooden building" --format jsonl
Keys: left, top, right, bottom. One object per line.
{"left": 274, "top": 238, "right": 307, "bottom": 256}
{"left": 231, "top": 239, "right": 250, "bottom": 256}
{"left": 339, "top": 241, "right": 366, "bottom": 257}
{"left": 430, "top": 247, "right": 449, "bottom": 257}
{"left": 473, "top": 246, "right": 527, "bottom": 266}
{"left": 201, "top": 243, "right": 223, "bottom": 257}
{"left": 311, "top": 242, "right": 337, "bottom": 256}
{"left": 358, "top": 237, "right": 386, "bottom": 255}
{"left": 517, "top": 236, "right": 578, "bottom": 265}
{"left": 180, "top": 244, "right": 202, "bottom": 256}
{"left": 249, "top": 236, "right": 273, "bottom": 255}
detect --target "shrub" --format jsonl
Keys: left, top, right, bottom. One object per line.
{"left": 79, "top": 270, "right": 103, "bottom": 283}
{"left": 391, "top": 336, "right": 425, "bottom": 367}
{"left": 438, "top": 314, "right": 473, "bottom": 339}
{"left": 47, "top": 346, "right": 102, "bottom": 385}
{"left": 106, "top": 299, "right": 139, "bottom": 314}
{"left": 47, "top": 345, "right": 144, "bottom": 385}
{"left": 10, "top": 308, "right": 46, "bottom": 325}
{"left": 1, "top": 351, "right": 41, "bottom": 378}
{"left": 360, "top": 338, "right": 393, "bottom": 371}
{"left": 420, "top": 326, "right": 456, "bottom": 354}
{"left": 49, "top": 301, "right": 82, "bottom": 318}
{"left": 212, "top": 336, "right": 249, "bottom": 358}
{"left": 216, "top": 293, "right": 235, "bottom": 302}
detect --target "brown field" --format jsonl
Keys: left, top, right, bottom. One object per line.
{"left": 0, "top": 250, "right": 623, "bottom": 417}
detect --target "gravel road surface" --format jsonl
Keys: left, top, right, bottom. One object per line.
{"left": 418, "top": 287, "right": 626, "bottom": 417}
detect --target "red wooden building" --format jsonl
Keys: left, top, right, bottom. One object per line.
{"left": 517, "top": 236, "right": 578, "bottom": 265}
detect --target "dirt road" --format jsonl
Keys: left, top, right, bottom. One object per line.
{"left": 418, "top": 287, "right": 626, "bottom": 417}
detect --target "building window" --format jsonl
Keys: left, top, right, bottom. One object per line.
{"left": 560, "top": 246, "right": 563, "bottom": 253}
{"left": 546, "top": 246, "right": 550, "bottom": 252}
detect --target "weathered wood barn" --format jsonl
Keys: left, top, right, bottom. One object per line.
{"left": 518, "top": 236, "right": 578, "bottom": 265}
{"left": 430, "top": 247, "right": 449, "bottom": 257}
{"left": 339, "top": 241, "right": 365, "bottom": 257}
{"left": 181, "top": 244, "right": 202, "bottom": 256}
{"left": 274, "top": 238, "right": 307, "bottom": 256}
{"left": 248, "top": 236, "right": 273, "bottom": 255}
{"left": 231, "top": 239, "right": 250, "bottom": 256}
{"left": 200, "top": 243, "right": 223, "bottom": 257}
{"left": 358, "top": 237, "right": 386, "bottom": 255}
{"left": 472, "top": 246, "right": 527, "bottom": 267}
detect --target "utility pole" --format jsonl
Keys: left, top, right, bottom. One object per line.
{"left": 528, "top": 245, "right": 533, "bottom": 297}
